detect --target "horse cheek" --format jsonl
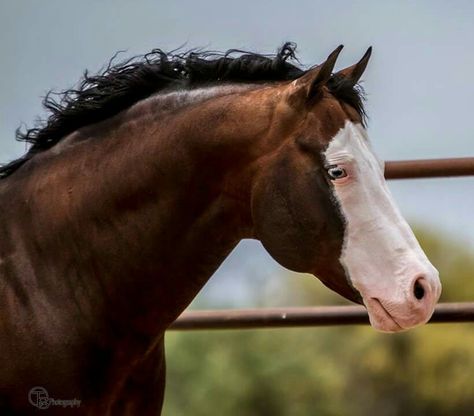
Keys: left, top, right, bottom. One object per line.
{"left": 251, "top": 161, "right": 327, "bottom": 273}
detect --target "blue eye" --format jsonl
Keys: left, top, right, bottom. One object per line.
{"left": 327, "top": 166, "right": 347, "bottom": 180}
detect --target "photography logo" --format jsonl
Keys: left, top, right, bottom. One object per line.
{"left": 28, "top": 386, "right": 81, "bottom": 410}
{"left": 28, "top": 387, "right": 50, "bottom": 410}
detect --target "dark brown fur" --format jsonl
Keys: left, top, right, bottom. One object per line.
{"left": 0, "top": 46, "right": 369, "bottom": 414}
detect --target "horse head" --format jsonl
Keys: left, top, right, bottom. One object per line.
{"left": 251, "top": 46, "right": 441, "bottom": 332}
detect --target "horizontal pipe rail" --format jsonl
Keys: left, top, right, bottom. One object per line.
{"left": 170, "top": 302, "right": 474, "bottom": 330}
{"left": 385, "top": 157, "right": 474, "bottom": 179}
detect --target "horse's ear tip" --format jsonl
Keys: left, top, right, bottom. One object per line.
{"left": 328, "top": 45, "right": 344, "bottom": 60}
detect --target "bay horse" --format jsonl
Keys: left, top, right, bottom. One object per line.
{"left": 0, "top": 43, "right": 441, "bottom": 414}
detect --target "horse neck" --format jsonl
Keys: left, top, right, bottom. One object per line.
{"left": 10, "top": 85, "right": 283, "bottom": 337}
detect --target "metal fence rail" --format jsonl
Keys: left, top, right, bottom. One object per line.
{"left": 170, "top": 303, "right": 474, "bottom": 330}
{"left": 171, "top": 156, "right": 474, "bottom": 331}
{"left": 384, "top": 157, "right": 474, "bottom": 179}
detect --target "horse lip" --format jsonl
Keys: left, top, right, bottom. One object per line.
{"left": 370, "top": 298, "right": 404, "bottom": 331}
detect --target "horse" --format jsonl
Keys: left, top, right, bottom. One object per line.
{"left": 0, "top": 42, "right": 441, "bottom": 414}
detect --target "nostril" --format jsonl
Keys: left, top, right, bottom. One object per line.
{"left": 414, "top": 278, "right": 425, "bottom": 300}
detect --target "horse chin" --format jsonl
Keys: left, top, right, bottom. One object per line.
{"left": 363, "top": 298, "right": 408, "bottom": 333}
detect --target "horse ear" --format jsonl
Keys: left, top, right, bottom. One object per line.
{"left": 290, "top": 45, "right": 344, "bottom": 103}
{"left": 335, "top": 46, "right": 372, "bottom": 85}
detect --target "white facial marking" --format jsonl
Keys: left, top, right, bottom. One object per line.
{"left": 324, "top": 121, "right": 441, "bottom": 332}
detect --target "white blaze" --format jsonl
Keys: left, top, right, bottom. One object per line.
{"left": 323, "top": 121, "right": 441, "bottom": 332}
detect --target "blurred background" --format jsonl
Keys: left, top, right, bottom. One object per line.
{"left": 1, "top": 1, "right": 473, "bottom": 414}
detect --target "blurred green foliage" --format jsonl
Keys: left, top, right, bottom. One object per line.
{"left": 163, "top": 228, "right": 474, "bottom": 415}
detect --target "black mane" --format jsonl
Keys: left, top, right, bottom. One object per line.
{"left": 0, "top": 42, "right": 365, "bottom": 179}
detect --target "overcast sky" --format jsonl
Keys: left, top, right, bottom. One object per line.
{"left": 1, "top": 1, "right": 473, "bottom": 306}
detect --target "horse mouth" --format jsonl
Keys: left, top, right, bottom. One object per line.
{"left": 367, "top": 298, "right": 404, "bottom": 332}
